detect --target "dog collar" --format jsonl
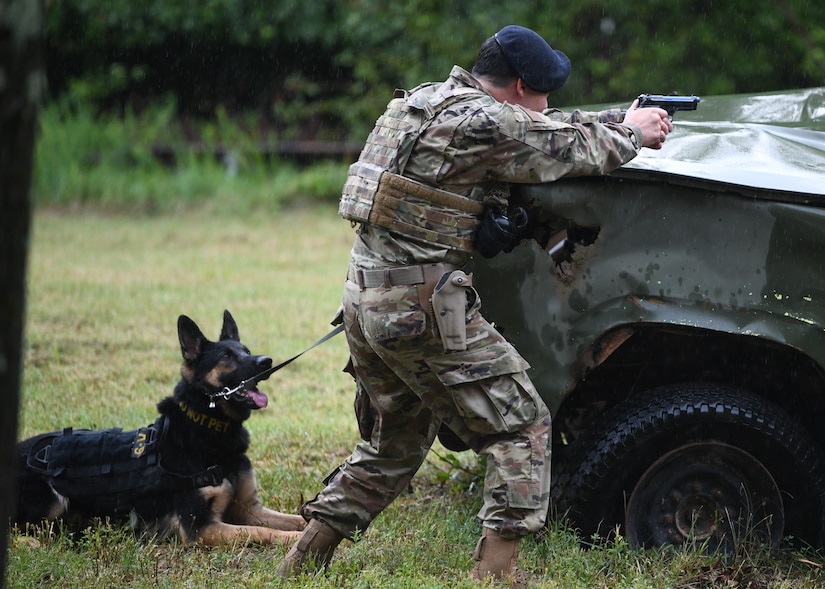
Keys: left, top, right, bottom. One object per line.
{"left": 178, "top": 400, "right": 231, "bottom": 434}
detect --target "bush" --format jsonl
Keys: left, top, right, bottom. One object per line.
{"left": 45, "top": 1, "right": 825, "bottom": 142}
{"left": 33, "top": 100, "right": 348, "bottom": 213}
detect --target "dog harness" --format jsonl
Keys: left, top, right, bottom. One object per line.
{"left": 25, "top": 416, "right": 225, "bottom": 514}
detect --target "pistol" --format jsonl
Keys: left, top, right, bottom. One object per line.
{"left": 638, "top": 94, "right": 701, "bottom": 120}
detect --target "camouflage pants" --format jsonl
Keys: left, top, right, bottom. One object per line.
{"left": 301, "top": 269, "right": 552, "bottom": 540}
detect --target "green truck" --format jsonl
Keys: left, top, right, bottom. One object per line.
{"left": 470, "top": 87, "right": 825, "bottom": 551}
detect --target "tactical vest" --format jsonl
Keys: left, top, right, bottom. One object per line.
{"left": 26, "top": 417, "right": 225, "bottom": 515}
{"left": 339, "top": 85, "right": 488, "bottom": 252}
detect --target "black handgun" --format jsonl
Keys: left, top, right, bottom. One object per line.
{"left": 638, "top": 94, "right": 701, "bottom": 119}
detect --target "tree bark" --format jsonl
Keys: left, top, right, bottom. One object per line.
{"left": 0, "top": 1, "right": 44, "bottom": 585}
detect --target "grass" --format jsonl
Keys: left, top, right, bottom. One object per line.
{"left": 32, "top": 101, "right": 349, "bottom": 214}
{"left": 7, "top": 208, "right": 825, "bottom": 588}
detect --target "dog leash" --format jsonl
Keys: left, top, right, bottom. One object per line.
{"left": 213, "top": 324, "right": 345, "bottom": 404}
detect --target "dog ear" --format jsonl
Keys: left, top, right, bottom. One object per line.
{"left": 220, "top": 309, "right": 240, "bottom": 342}
{"left": 178, "top": 315, "right": 206, "bottom": 361}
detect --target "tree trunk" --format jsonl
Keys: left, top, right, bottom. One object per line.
{"left": 0, "top": 1, "right": 44, "bottom": 585}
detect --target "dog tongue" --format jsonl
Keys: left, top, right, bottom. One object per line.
{"left": 248, "top": 389, "right": 268, "bottom": 408}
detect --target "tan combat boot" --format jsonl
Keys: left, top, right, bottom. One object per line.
{"left": 469, "top": 527, "right": 530, "bottom": 588}
{"left": 276, "top": 518, "right": 343, "bottom": 577}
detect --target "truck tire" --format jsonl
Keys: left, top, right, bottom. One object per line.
{"left": 551, "top": 383, "right": 825, "bottom": 551}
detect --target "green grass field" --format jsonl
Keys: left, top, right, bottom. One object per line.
{"left": 7, "top": 209, "right": 825, "bottom": 588}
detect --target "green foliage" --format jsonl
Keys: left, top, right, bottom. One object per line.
{"left": 46, "top": 0, "right": 339, "bottom": 48}
{"left": 44, "top": 0, "right": 825, "bottom": 141}
{"left": 33, "top": 100, "right": 348, "bottom": 213}
{"left": 333, "top": 0, "right": 825, "bottom": 110}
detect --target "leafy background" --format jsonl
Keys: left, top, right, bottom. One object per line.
{"left": 46, "top": 0, "right": 825, "bottom": 140}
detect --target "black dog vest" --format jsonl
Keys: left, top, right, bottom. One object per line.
{"left": 26, "top": 417, "right": 225, "bottom": 514}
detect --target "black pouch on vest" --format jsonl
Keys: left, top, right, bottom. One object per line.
{"left": 32, "top": 420, "right": 167, "bottom": 513}
{"left": 474, "top": 207, "right": 528, "bottom": 258}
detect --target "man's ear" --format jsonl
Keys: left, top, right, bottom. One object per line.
{"left": 515, "top": 77, "right": 529, "bottom": 98}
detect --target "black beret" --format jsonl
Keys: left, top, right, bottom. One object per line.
{"left": 494, "top": 25, "right": 571, "bottom": 93}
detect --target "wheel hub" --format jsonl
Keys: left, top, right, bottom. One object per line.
{"left": 626, "top": 442, "right": 784, "bottom": 551}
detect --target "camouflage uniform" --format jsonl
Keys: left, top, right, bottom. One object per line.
{"left": 301, "top": 66, "right": 641, "bottom": 540}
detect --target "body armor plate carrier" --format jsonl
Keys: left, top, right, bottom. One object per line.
{"left": 339, "top": 85, "right": 488, "bottom": 252}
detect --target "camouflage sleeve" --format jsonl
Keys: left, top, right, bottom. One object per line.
{"left": 543, "top": 107, "right": 625, "bottom": 124}
{"left": 458, "top": 102, "right": 641, "bottom": 184}
{"left": 598, "top": 108, "right": 626, "bottom": 124}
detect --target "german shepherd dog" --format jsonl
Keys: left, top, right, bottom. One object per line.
{"left": 14, "top": 311, "right": 306, "bottom": 546}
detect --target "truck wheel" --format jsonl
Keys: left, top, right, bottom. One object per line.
{"left": 551, "top": 383, "right": 825, "bottom": 551}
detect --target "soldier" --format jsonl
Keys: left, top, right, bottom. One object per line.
{"left": 277, "top": 25, "right": 671, "bottom": 586}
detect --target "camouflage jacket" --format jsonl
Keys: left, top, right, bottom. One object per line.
{"left": 350, "top": 65, "right": 642, "bottom": 269}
